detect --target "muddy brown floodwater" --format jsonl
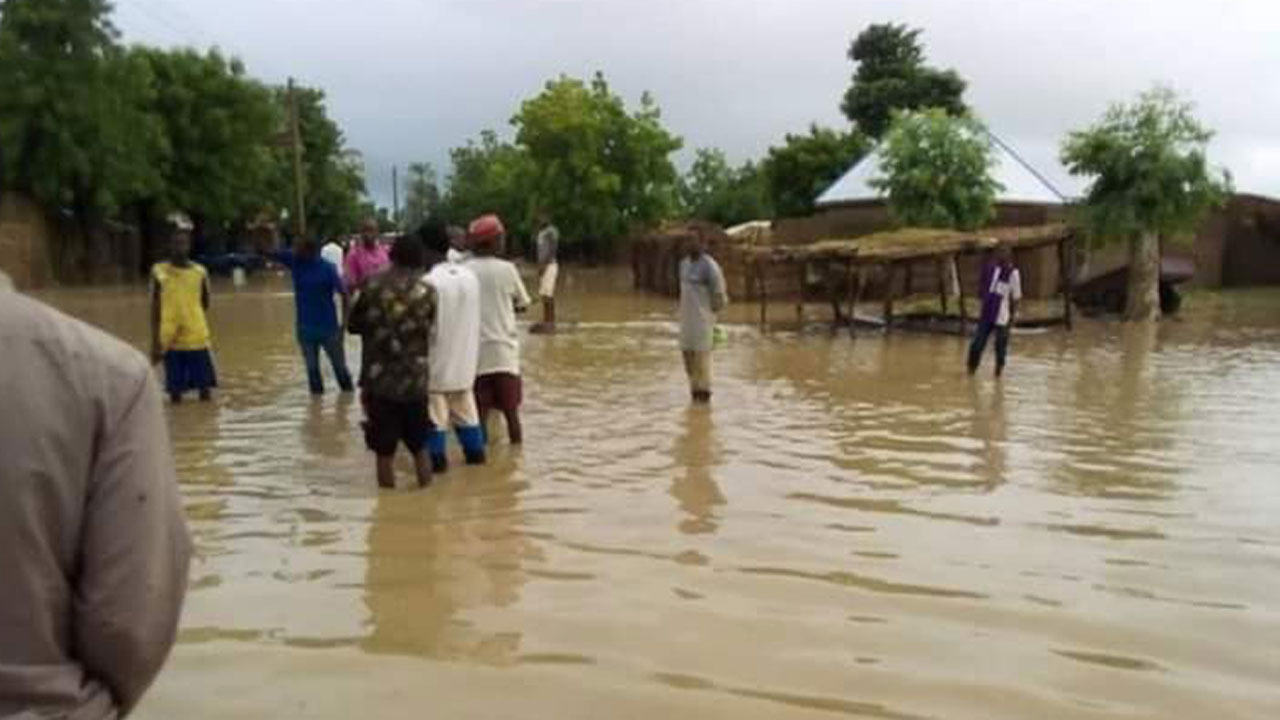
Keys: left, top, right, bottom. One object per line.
{"left": 34, "top": 268, "right": 1280, "bottom": 720}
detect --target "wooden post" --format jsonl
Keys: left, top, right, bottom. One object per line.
{"left": 849, "top": 264, "right": 867, "bottom": 338}
{"left": 287, "top": 78, "right": 307, "bottom": 239}
{"left": 1062, "top": 236, "right": 1075, "bottom": 330}
{"left": 796, "top": 262, "right": 806, "bottom": 324}
{"left": 759, "top": 261, "right": 768, "bottom": 329}
{"left": 827, "top": 261, "right": 844, "bottom": 328}
{"left": 883, "top": 263, "right": 896, "bottom": 333}
{"left": 904, "top": 263, "right": 914, "bottom": 299}
{"left": 936, "top": 257, "right": 949, "bottom": 316}
{"left": 956, "top": 254, "right": 968, "bottom": 336}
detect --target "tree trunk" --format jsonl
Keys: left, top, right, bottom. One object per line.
{"left": 1125, "top": 230, "right": 1161, "bottom": 321}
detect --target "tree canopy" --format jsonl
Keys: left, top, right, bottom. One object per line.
{"left": 439, "top": 130, "right": 532, "bottom": 237}
{"left": 680, "top": 148, "right": 771, "bottom": 227}
{"left": 841, "top": 23, "right": 968, "bottom": 140}
{"left": 1061, "top": 86, "right": 1230, "bottom": 244}
{"left": 401, "top": 161, "right": 441, "bottom": 232}
{"left": 870, "top": 109, "right": 1002, "bottom": 230}
{"left": 762, "top": 125, "right": 870, "bottom": 218}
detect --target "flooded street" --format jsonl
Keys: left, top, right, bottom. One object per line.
{"left": 37, "top": 269, "right": 1280, "bottom": 720}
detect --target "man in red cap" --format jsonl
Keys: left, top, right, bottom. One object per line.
{"left": 464, "top": 214, "right": 531, "bottom": 444}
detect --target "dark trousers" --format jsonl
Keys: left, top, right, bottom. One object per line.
{"left": 967, "top": 320, "right": 1010, "bottom": 374}
{"left": 300, "top": 331, "right": 354, "bottom": 394}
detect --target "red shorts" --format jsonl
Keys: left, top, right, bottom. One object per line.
{"left": 474, "top": 372, "right": 522, "bottom": 413}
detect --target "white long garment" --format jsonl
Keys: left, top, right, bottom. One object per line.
{"left": 678, "top": 254, "right": 728, "bottom": 352}
{"left": 465, "top": 256, "right": 532, "bottom": 375}
{"left": 320, "top": 242, "right": 345, "bottom": 279}
{"left": 990, "top": 268, "right": 1023, "bottom": 327}
{"left": 425, "top": 262, "right": 482, "bottom": 392}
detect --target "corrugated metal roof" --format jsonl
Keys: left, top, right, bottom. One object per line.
{"left": 816, "top": 132, "right": 1069, "bottom": 207}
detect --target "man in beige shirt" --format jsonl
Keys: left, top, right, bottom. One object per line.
{"left": 0, "top": 271, "right": 192, "bottom": 719}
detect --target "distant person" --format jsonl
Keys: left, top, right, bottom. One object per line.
{"left": 344, "top": 218, "right": 390, "bottom": 293}
{"left": 271, "top": 239, "right": 354, "bottom": 395}
{"left": 348, "top": 234, "right": 437, "bottom": 489}
{"left": 446, "top": 225, "right": 471, "bottom": 264}
{"left": 532, "top": 212, "right": 560, "bottom": 333}
{"left": 968, "top": 245, "right": 1022, "bottom": 377}
{"left": 678, "top": 236, "right": 728, "bottom": 404}
{"left": 421, "top": 220, "right": 486, "bottom": 471}
{"left": 1, "top": 276, "right": 191, "bottom": 719}
{"left": 321, "top": 236, "right": 345, "bottom": 280}
{"left": 465, "top": 215, "right": 531, "bottom": 444}
{"left": 151, "top": 218, "right": 217, "bottom": 403}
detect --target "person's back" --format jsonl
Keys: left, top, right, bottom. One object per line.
{"left": 0, "top": 288, "right": 191, "bottom": 719}
{"left": 467, "top": 256, "right": 529, "bottom": 375}
{"left": 426, "top": 262, "right": 481, "bottom": 393}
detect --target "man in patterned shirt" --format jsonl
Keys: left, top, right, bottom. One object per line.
{"left": 348, "top": 234, "right": 438, "bottom": 489}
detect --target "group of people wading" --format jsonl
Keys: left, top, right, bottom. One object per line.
{"left": 147, "top": 212, "right": 732, "bottom": 489}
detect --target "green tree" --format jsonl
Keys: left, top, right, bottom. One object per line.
{"left": 401, "top": 161, "right": 441, "bottom": 231}
{"left": 1061, "top": 86, "right": 1229, "bottom": 321}
{"left": 130, "top": 47, "right": 279, "bottom": 252}
{"left": 439, "top": 129, "right": 532, "bottom": 234}
{"left": 0, "top": 0, "right": 162, "bottom": 243}
{"left": 763, "top": 125, "right": 870, "bottom": 217}
{"left": 681, "top": 148, "right": 772, "bottom": 227}
{"left": 870, "top": 109, "right": 1002, "bottom": 230}
{"left": 841, "top": 23, "right": 967, "bottom": 140}
{"left": 513, "top": 73, "right": 682, "bottom": 258}
{"left": 272, "top": 85, "right": 368, "bottom": 241}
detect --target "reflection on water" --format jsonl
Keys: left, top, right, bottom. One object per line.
{"left": 32, "top": 274, "right": 1280, "bottom": 720}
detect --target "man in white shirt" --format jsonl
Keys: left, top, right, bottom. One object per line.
{"left": 320, "top": 237, "right": 345, "bottom": 279}
{"left": 421, "top": 221, "right": 486, "bottom": 471}
{"left": 967, "top": 245, "right": 1022, "bottom": 377}
{"left": 465, "top": 214, "right": 532, "bottom": 444}
{"left": 531, "top": 213, "right": 560, "bottom": 333}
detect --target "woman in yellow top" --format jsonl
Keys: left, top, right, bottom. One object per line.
{"left": 150, "top": 224, "right": 216, "bottom": 403}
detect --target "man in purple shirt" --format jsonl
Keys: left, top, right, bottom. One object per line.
{"left": 968, "top": 245, "right": 1022, "bottom": 377}
{"left": 343, "top": 218, "right": 391, "bottom": 293}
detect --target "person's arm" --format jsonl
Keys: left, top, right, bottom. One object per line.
{"left": 333, "top": 264, "right": 349, "bottom": 330}
{"left": 267, "top": 249, "right": 295, "bottom": 269}
{"left": 75, "top": 368, "right": 192, "bottom": 715}
{"left": 201, "top": 269, "right": 211, "bottom": 312}
{"left": 511, "top": 264, "right": 531, "bottom": 314}
{"left": 1009, "top": 269, "right": 1022, "bottom": 324}
{"left": 149, "top": 271, "right": 162, "bottom": 364}
{"left": 708, "top": 259, "right": 728, "bottom": 313}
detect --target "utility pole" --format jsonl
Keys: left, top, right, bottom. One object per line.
{"left": 287, "top": 78, "right": 307, "bottom": 240}
{"left": 391, "top": 165, "right": 400, "bottom": 229}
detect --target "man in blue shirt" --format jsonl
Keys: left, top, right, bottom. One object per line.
{"left": 273, "top": 239, "right": 355, "bottom": 395}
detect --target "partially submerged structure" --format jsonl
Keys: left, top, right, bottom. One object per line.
{"left": 745, "top": 224, "right": 1077, "bottom": 334}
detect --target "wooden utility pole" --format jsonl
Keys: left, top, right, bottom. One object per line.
{"left": 391, "top": 165, "right": 400, "bottom": 227}
{"left": 287, "top": 78, "right": 307, "bottom": 239}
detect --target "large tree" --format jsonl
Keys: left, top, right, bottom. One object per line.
{"left": 1061, "top": 87, "right": 1229, "bottom": 321}
{"left": 841, "top": 23, "right": 967, "bottom": 140}
{"left": 273, "top": 85, "right": 368, "bottom": 241}
{"left": 513, "top": 73, "right": 682, "bottom": 258}
{"left": 130, "top": 47, "right": 279, "bottom": 253}
{"left": 680, "top": 148, "right": 771, "bottom": 227}
{"left": 870, "top": 109, "right": 1002, "bottom": 230}
{"left": 439, "top": 129, "right": 532, "bottom": 235}
{"left": 762, "top": 125, "right": 870, "bottom": 218}
{"left": 0, "top": 0, "right": 162, "bottom": 243}
{"left": 400, "top": 161, "right": 441, "bottom": 231}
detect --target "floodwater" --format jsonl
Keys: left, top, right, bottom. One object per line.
{"left": 36, "top": 269, "right": 1280, "bottom": 720}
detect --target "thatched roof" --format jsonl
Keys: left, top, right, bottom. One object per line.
{"left": 746, "top": 224, "right": 1072, "bottom": 265}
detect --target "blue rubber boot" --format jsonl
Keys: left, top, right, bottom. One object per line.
{"left": 457, "top": 425, "right": 487, "bottom": 465}
{"left": 427, "top": 430, "right": 449, "bottom": 473}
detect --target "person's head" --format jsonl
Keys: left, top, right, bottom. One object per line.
{"left": 418, "top": 218, "right": 450, "bottom": 267}
{"left": 997, "top": 244, "right": 1014, "bottom": 265}
{"left": 447, "top": 225, "right": 468, "bottom": 251}
{"left": 169, "top": 230, "right": 191, "bottom": 262}
{"left": 683, "top": 235, "right": 706, "bottom": 259}
{"left": 537, "top": 209, "right": 551, "bottom": 227}
{"left": 390, "top": 233, "right": 426, "bottom": 270}
{"left": 296, "top": 237, "right": 320, "bottom": 260}
{"left": 360, "top": 218, "right": 379, "bottom": 246}
{"left": 467, "top": 214, "right": 506, "bottom": 257}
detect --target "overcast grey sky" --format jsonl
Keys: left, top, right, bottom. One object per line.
{"left": 112, "top": 0, "right": 1280, "bottom": 208}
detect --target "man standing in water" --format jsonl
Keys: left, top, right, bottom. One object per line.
{"left": 968, "top": 245, "right": 1022, "bottom": 377}
{"left": 348, "top": 235, "right": 438, "bottom": 489}
{"left": 532, "top": 212, "right": 560, "bottom": 333}
{"left": 1, "top": 272, "right": 191, "bottom": 719}
{"left": 151, "top": 217, "right": 217, "bottom": 403}
{"left": 678, "top": 236, "right": 728, "bottom": 404}
{"left": 422, "top": 220, "right": 487, "bottom": 471}
{"left": 344, "top": 218, "right": 390, "bottom": 292}
{"left": 272, "top": 239, "right": 355, "bottom": 395}
{"left": 466, "top": 214, "right": 532, "bottom": 444}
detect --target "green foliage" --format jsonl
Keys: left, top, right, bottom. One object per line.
{"left": 439, "top": 129, "right": 532, "bottom": 235}
{"left": 841, "top": 23, "right": 968, "bottom": 140}
{"left": 1061, "top": 86, "right": 1230, "bottom": 245}
{"left": 274, "top": 85, "right": 368, "bottom": 241}
{"left": 680, "top": 148, "right": 772, "bottom": 227}
{"left": 763, "top": 125, "right": 870, "bottom": 218}
{"left": 0, "top": 0, "right": 163, "bottom": 218}
{"left": 870, "top": 109, "right": 1002, "bottom": 230}
{"left": 131, "top": 47, "right": 279, "bottom": 231}
{"left": 513, "top": 73, "right": 683, "bottom": 257}
{"left": 401, "top": 161, "right": 441, "bottom": 231}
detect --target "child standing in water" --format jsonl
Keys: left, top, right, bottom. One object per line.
{"left": 151, "top": 218, "right": 217, "bottom": 403}
{"left": 968, "top": 245, "right": 1022, "bottom": 377}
